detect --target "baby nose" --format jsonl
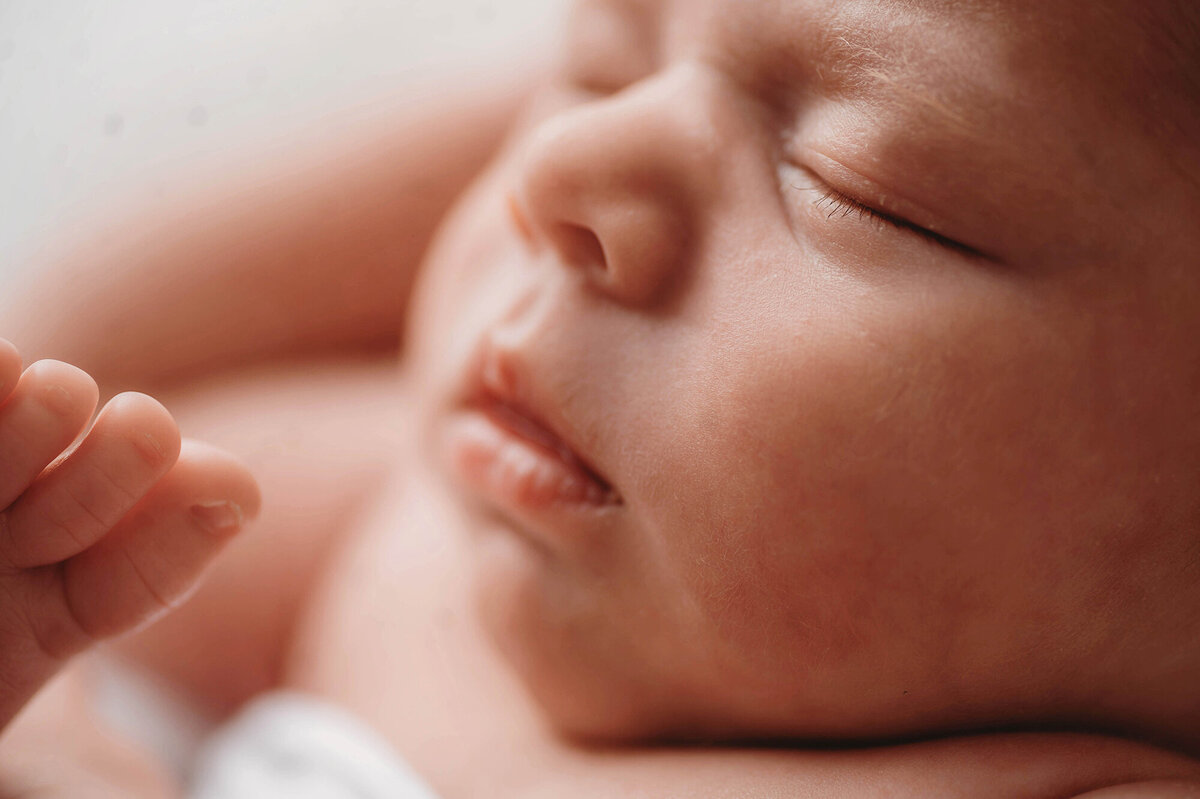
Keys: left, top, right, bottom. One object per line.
{"left": 509, "top": 64, "right": 729, "bottom": 306}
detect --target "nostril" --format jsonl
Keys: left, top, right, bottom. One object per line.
{"left": 556, "top": 223, "right": 607, "bottom": 272}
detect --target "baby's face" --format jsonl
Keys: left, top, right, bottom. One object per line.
{"left": 408, "top": 0, "right": 1200, "bottom": 741}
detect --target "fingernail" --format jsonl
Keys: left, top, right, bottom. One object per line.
{"left": 142, "top": 431, "right": 166, "bottom": 458}
{"left": 38, "top": 383, "right": 74, "bottom": 415}
{"left": 190, "top": 501, "right": 243, "bottom": 535}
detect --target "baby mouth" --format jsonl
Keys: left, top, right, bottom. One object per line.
{"left": 472, "top": 393, "right": 618, "bottom": 507}
{"left": 441, "top": 324, "right": 621, "bottom": 516}
{"left": 443, "top": 385, "right": 620, "bottom": 514}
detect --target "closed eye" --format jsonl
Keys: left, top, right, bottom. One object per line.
{"left": 791, "top": 175, "right": 982, "bottom": 258}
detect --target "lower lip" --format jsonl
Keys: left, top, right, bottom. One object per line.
{"left": 441, "top": 407, "right": 615, "bottom": 515}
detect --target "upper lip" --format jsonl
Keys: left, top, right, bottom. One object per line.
{"left": 458, "top": 333, "right": 620, "bottom": 504}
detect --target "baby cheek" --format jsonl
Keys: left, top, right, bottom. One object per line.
{"left": 634, "top": 277, "right": 1102, "bottom": 678}
{"left": 632, "top": 339, "right": 905, "bottom": 664}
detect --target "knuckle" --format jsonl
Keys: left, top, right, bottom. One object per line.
{"left": 63, "top": 481, "right": 115, "bottom": 535}
{"left": 81, "top": 457, "right": 141, "bottom": 512}
{"left": 31, "top": 496, "right": 93, "bottom": 554}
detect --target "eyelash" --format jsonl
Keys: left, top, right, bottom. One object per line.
{"left": 792, "top": 179, "right": 969, "bottom": 253}
{"left": 809, "top": 184, "right": 892, "bottom": 225}
{"left": 795, "top": 181, "right": 909, "bottom": 235}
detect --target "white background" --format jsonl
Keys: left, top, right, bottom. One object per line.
{"left": 0, "top": 0, "right": 565, "bottom": 283}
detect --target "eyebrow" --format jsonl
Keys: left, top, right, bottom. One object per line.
{"left": 706, "top": 0, "right": 1008, "bottom": 157}
{"left": 823, "top": 35, "right": 977, "bottom": 135}
{"left": 769, "top": 0, "right": 1011, "bottom": 166}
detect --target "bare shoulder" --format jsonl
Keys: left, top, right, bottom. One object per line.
{"left": 527, "top": 732, "right": 1200, "bottom": 799}
{"left": 117, "top": 353, "right": 413, "bottom": 713}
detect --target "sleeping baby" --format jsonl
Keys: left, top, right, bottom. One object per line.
{"left": 1, "top": 0, "right": 1199, "bottom": 795}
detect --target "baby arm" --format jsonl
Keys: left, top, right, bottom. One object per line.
{"left": 0, "top": 64, "right": 533, "bottom": 392}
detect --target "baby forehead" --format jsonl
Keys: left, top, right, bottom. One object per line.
{"left": 613, "top": 0, "right": 1160, "bottom": 64}
{"left": 646, "top": 0, "right": 1121, "bottom": 136}
{"left": 642, "top": 0, "right": 1167, "bottom": 144}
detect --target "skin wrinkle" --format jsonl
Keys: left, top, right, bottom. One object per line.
{"left": 23, "top": 578, "right": 76, "bottom": 664}
{"left": 40, "top": 563, "right": 94, "bottom": 660}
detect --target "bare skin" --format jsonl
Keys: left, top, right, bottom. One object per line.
{"left": 7, "top": 357, "right": 1188, "bottom": 798}
{"left": 4, "top": 0, "right": 1200, "bottom": 796}
{"left": 0, "top": 342, "right": 261, "bottom": 732}
{"left": 287, "top": 447, "right": 1200, "bottom": 799}
{"left": 8, "top": 354, "right": 1194, "bottom": 798}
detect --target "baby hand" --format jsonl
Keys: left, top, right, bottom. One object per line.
{"left": 0, "top": 338, "right": 260, "bottom": 731}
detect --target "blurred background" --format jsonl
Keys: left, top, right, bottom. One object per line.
{"left": 0, "top": 0, "right": 565, "bottom": 771}
{"left": 0, "top": 0, "right": 565, "bottom": 284}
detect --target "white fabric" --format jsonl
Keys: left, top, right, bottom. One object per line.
{"left": 189, "top": 692, "right": 440, "bottom": 799}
